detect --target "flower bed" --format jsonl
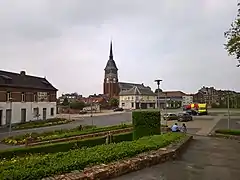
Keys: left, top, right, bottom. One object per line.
{"left": 0, "top": 133, "right": 185, "bottom": 180}
{"left": 0, "top": 132, "right": 133, "bottom": 159}
{"left": 2, "top": 124, "right": 132, "bottom": 145}
{"left": 12, "top": 118, "right": 74, "bottom": 130}
{"left": 215, "top": 129, "right": 240, "bottom": 136}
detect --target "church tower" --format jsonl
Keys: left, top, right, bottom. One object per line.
{"left": 103, "top": 41, "right": 120, "bottom": 98}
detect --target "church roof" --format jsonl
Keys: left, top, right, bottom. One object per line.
{"left": 104, "top": 41, "right": 118, "bottom": 71}
{"left": 119, "top": 85, "right": 155, "bottom": 96}
{"left": 118, "top": 82, "right": 145, "bottom": 90}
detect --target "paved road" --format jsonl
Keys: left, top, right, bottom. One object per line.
{"left": 212, "top": 117, "right": 240, "bottom": 133}
{"left": 113, "top": 136, "right": 240, "bottom": 180}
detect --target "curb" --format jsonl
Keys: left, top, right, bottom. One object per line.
{"left": 42, "top": 135, "right": 193, "bottom": 180}
{"left": 209, "top": 133, "right": 240, "bottom": 140}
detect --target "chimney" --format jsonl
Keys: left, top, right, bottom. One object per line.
{"left": 20, "top": 71, "right": 26, "bottom": 76}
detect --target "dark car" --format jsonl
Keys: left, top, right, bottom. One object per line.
{"left": 163, "top": 113, "right": 178, "bottom": 121}
{"left": 185, "top": 109, "right": 198, "bottom": 116}
{"left": 177, "top": 113, "right": 193, "bottom": 122}
{"left": 113, "top": 107, "right": 124, "bottom": 112}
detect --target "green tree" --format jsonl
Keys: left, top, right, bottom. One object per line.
{"left": 109, "top": 98, "right": 119, "bottom": 107}
{"left": 224, "top": 2, "right": 240, "bottom": 66}
{"left": 70, "top": 101, "right": 86, "bottom": 110}
{"left": 62, "top": 97, "right": 69, "bottom": 106}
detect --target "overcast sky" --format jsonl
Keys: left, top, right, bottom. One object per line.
{"left": 0, "top": 0, "right": 239, "bottom": 96}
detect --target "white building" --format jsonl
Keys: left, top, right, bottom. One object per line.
{"left": 119, "top": 86, "right": 156, "bottom": 109}
{"left": 182, "top": 95, "right": 193, "bottom": 106}
{"left": 0, "top": 70, "right": 58, "bottom": 126}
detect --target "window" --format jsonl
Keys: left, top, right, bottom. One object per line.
{"left": 121, "top": 103, "right": 125, "bottom": 106}
{"left": 21, "top": 92, "right": 25, "bottom": 102}
{"left": 6, "top": 92, "right": 11, "bottom": 102}
{"left": 131, "top": 102, "right": 134, "bottom": 108}
{"left": 50, "top": 108, "right": 54, "bottom": 116}
{"left": 33, "top": 107, "right": 39, "bottom": 118}
{"left": 33, "top": 93, "right": 37, "bottom": 102}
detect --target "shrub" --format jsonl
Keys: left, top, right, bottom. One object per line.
{"left": 215, "top": 129, "right": 240, "bottom": 136}
{"left": 2, "top": 124, "right": 132, "bottom": 145}
{"left": 0, "top": 132, "right": 133, "bottom": 159}
{"left": 132, "top": 111, "right": 161, "bottom": 140}
{"left": 0, "top": 133, "right": 185, "bottom": 180}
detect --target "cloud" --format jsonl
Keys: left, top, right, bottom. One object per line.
{"left": 0, "top": 0, "right": 238, "bottom": 96}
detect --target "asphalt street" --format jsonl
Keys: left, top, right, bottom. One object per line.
{"left": 0, "top": 108, "right": 239, "bottom": 140}
{"left": 113, "top": 136, "right": 240, "bottom": 180}
{"left": 0, "top": 112, "right": 132, "bottom": 139}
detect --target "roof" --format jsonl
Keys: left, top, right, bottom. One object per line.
{"left": 119, "top": 86, "right": 156, "bottom": 96}
{"left": 158, "top": 91, "right": 186, "bottom": 98}
{"left": 118, "top": 82, "right": 146, "bottom": 90}
{"left": 0, "top": 70, "right": 57, "bottom": 91}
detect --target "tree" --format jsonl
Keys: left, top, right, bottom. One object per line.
{"left": 70, "top": 101, "right": 86, "bottom": 110}
{"left": 109, "top": 98, "right": 119, "bottom": 107}
{"left": 224, "top": 2, "right": 240, "bottom": 66}
{"left": 62, "top": 97, "right": 69, "bottom": 106}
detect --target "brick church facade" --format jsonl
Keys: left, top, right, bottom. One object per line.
{"left": 103, "top": 41, "right": 152, "bottom": 98}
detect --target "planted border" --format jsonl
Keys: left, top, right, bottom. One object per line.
{"left": 0, "top": 132, "right": 133, "bottom": 159}
{"left": 2, "top": 124, "right": 132, "bottom": 145}
{"left": 215, "top": 129, "right": 240, "bottom": 136}
{"left": 0, "top": 133, "right": 185, "bottom": 180}
{"left": 12, "top": 118, "right": 74, "bottom": 130}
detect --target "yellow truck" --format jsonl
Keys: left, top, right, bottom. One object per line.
{"left": 197, "top": 103, "right": 208, "bottom": 115}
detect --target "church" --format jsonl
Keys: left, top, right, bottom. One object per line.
{"left": 103, "top": 42, "right": 156, "bottom": 109}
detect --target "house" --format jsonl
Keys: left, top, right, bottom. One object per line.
{"left": 119, "top": 86, "right": 156, "bottom": 109}
{"left": 182, "top": 95, "right": 194, "bottom": 106}
{"left": 0, "top": 70, "right": 58, "bottom": 126}
{"left": 193, "top": 86, "right": 219, "bottom": 107}
{"left": 157, "top": 91, "right": 186, "bottom": 108}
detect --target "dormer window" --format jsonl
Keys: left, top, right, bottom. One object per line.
{"left": 33, "top": 93, "right": 37, "bottom": 102}
{"left": 21, "top": 92, "right": 25, "bottom": 102}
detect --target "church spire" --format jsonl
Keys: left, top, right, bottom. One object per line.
{"left": 109, "top": 40, "right": 113, "bottom": 59}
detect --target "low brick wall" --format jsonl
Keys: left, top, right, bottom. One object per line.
{"left": 26, "top": 128, "right": 133, "bottom": 146}
{"left": 42, "top": 135, "right": 193, "bottom": 180}
{"left": 209, "top": 133, "right": 240, "bottom": 140}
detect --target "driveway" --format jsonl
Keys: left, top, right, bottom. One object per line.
{"left": 113, "top": 136, "right": 240, "bottom": 180}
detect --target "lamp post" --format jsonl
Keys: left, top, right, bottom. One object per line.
{"left": 227, "top": 92, "right": 230, "bottom": 129}
{"left": 154, "top": 79, "right": 162, "bottom": 127}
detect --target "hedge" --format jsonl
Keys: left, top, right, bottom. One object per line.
{"left": 132, "top": 111, "right": 161, "bottom": 140}
{"left": 0, "top": 132, "right": 133, "bottom": 159}
{"left": 2, "top": 123, "right": 132, "bottom": 145}
{"left": 0, "top": 133, "right": 185, "bottom": 180}
{"left": 215, "top": 129, "right": 240, "bottom": 136}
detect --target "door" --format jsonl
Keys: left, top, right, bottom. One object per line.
{"left": 6, "top": 109, "right": 12, "bottom": 126}
{"left": 0, "top": 110, "right": 2, "bottom": 126}
{"left": 43, "top": 108, "right": 47, "bottom": 120}
{"left": 21, "top": 108, "right": 26, "bottom": 123}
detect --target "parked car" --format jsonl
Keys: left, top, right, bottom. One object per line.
{"left": 113, "top": 107, "right": 124, "bottom": 112}
{"left": 163, "top": 113, "right": 178, "bottom": 121}
{"left": 177, "top": 113, "right": 193, "bottom": 122}
{"left": 185, "top": 109, "right": 198, "bottom": 116}
{"left": 79, "top": 110, "right": 87, "bottom": 114}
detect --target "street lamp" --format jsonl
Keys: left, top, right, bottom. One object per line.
{"left": 154, "top": 79, "right": 162, "bottom": 128}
